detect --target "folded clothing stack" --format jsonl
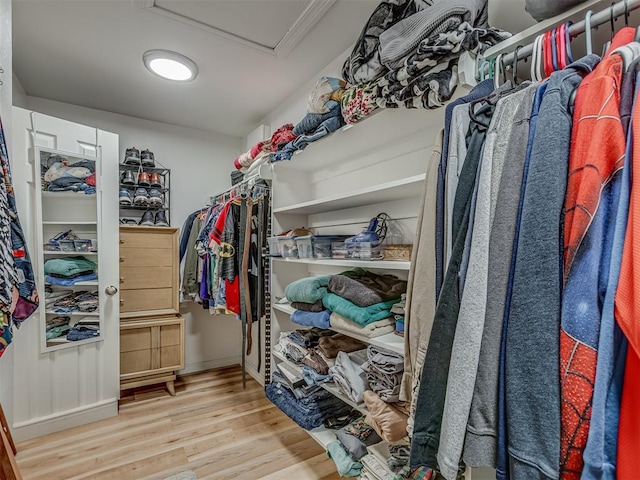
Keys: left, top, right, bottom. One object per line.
{"left": 46, "top": 315, "right": 71, "bottom": 340}
{"left": 329, "top": 350, "right": 370, "bottom": 404}
{"left": 265, "top": 372, "right": 351, "bottom": 431}
{"left": 328, "top": 268, "right": 407, "bottom": 307}
{"left": 50, "top": 290, "right": 99, "bottom": 314}
{"left": 42, "top": 157, "right": 96, "bottom": 194}
{"left": 327, "top": 441, "right": 363, "bottom": 478}
{"left": 44, "top": 257, "right": 97, "bottom": 286}
{"left": 390, "top": 293, "right": 406, "bottom": 336}
{"left": 364, "top": 390, "right": 409, "bottom": 443}
{"left": 336, "top": 416, "right": 383, "bottom": 461}
{"left": 330, "top": 312, "right": 395, "bottom": 339}
{"left": 361, "top": 441, "right": 397, "bottom": 480}
{"left": 66, "top": 318, "right": 100, "bottom": 341}
{"left": 284, "top": 276, "right": 330, "bottom": 304}
{"left": 362, "top": 345, "right": 404, "bottom": 403}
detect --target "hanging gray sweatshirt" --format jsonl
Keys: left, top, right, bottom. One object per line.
{"left": 438, "top": 86, "right": 532, "bottom": 480}
{"left": 462, "top": 84, "right": 538, "bottom": 469}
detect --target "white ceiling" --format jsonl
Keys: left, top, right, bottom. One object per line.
{"left": 13, "top": 0, "right": 537, "bottom": 138}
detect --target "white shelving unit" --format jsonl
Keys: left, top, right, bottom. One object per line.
{"left": 34, "top": 147, "right": 104, "bottom": 352}
{"left": 265, "top": 104, "right": 434, "bottom": 478}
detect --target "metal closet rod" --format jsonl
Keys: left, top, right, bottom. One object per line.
{"left": 487, "top": 0, "right": 640, "bottom": 68}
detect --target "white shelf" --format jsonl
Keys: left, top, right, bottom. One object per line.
{"left": 42, "top": 221, "right": 97, "bottom": 225}
{"left": 41, "top": 192, "right": 96, "bottom": 199}
{"left": 272, "top": 303, "right": 404, "bottom": 355}
{"left": 45, "top": 311, "right": 99, "bottom": 316}
{"left": 273, "top": 174, "right": 425, "bottom": 215}
{"left": 273, "top": 108, "right": 442, "bottom": 173}
{"left": 43, "top": 251, "right": 98, "bottom": 256}
{"left": 273, "top": 350, "right": 367, "bottom": 412}
{"left": 272, "top": 257, "right": 410, "bottom": 271}
{"left": 308, "top": 425, "right": 337, "bottom": 449}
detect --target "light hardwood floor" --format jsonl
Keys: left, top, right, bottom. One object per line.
{"left": 15, "top": 366, "right": 341, "bottom": 480}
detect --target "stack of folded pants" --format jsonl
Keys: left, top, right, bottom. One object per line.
{"left": 330, "top": 349, "right": 370, "bottom": 404}
{"left": 362, "top": 345, "right": 404, "bottom": 402}
{"left": 265, "top": 372, "right": 351, "bottom": 430}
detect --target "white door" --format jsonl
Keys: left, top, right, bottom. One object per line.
{"left": 10, "top": 107, "right": 119, "bottom": 441}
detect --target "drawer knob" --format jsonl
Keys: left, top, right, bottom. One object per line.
{"left": 120, "top": 277, "right": 125, "bottom": 284}
{"left": 119, "top": 239, "right": 124, "bottom": 244}
{"left": 120, "top": 300, "right": 125, "bottom": 306}
{"left": 120, "top": 257, "right": 124, "bottom": 263}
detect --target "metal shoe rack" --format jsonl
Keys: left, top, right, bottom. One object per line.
{"left": 118, "top": 163, "right": 171, "bottom": 225}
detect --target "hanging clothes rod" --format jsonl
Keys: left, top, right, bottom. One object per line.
{"left": 485, "top": 0, "right": 640, "bottom": 69}
{"left": 207, "top": 163, "right": 272, "bottom": 205}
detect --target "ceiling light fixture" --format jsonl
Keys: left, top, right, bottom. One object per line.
{"left": 143, "top": 49, "right": 198, "bottom": 82}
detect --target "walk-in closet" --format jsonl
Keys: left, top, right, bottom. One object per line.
{"left": 0, "top": 0, "right": 638, "bottom": 479}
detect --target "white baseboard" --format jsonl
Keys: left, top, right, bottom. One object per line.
{"left": 178, "top": 355, "right": 241, "bottom": 375}
{"left": 245, "top": 362, "right": 265, "bottom": 387}
{"left": 12, "top": 398, "right": 118, "bottom": 442}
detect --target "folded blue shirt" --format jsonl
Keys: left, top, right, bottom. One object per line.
{"left": 291, "top": 309, "right": 331, "bottom": 329}
{"left": 46, "top": 273, "right": 98, "bottom": 286}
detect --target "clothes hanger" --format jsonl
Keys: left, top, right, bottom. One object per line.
{"left": 512, "top": 45, "right": 523, "bottom": 85}
{"left": 500, "top": 55, "right": 509, "bottom": 85}
{"left": 602, "top": 3, "right": 615, "bottom": 57}
{"left": 494, "top": 53, "right": 503, "bottom": 89}
{"left": 585, "top": 10, "right": 594, "bottom": 55}
{"left": 557, "top": 24, "right": 567, "bottom": 69}
{"left": 543, "top": 31, "right": 554, "bottom": 77}
{"left": 551, "top": 28, "right": 560, "bottom": 72}
{"left": 530, "top": 35, "right": 539, "bottom": 81}
{"left": 565, "top": 22, "right": 574, "bottom": 64}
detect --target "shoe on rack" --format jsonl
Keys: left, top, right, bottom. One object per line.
{"left": 119, "top": 189, "right": 132, "bottom": 206}
{"left": 139, "top": 210, "right": 155, "bottom": 227}
{"left": 123, "top": 147, "right": 140, "bottom": 165}
{"left": 148, "top": 188, "right": 164, "bottom": 207}
{"left": 137, "top": 171, "right": 151, "bottom": 186}
{"left": 149, "top": 172, "right": 162, "bottom": 187}
{"left": 120, "top": 217, "right": 138, "bottom": 225}
{"left": 133, "top": 187, "right": 149, "bottom": 206}
{"left": 154, "top": 210, "right": 169, "bottom": 227}
{"left": 141, "top": 149, "right": 155, "bottom": 167}
{"left": 121, "top": 170, "right": 136, "bottom": 185}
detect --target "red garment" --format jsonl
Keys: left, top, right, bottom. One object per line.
{"left": 225, "top": 276, "right": 240, "bottom": 315}
{"left": 615, "top": 58, "right": 640, "bottom": 480}
{"left": 560, "top": 54, "right": 625, "bottom": 480}
{"left": 269, "top": 123, "right": 296, "bottom": 152}
{"left": 249, "top": 141, "right": 264, "bottom": 159}
{"left": 85, "top": 172, "right": 96, "bottom": 187}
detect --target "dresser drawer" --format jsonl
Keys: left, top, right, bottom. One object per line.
{"left": 120, "top": 287, "right": 175, "bottom": 315}
{"left": 120, "top": 247, "right": 173, "bottom": 267}
{"left": 120, "top": 266, "right": 174, "bottom": 290}
{"left": 120, "top": 229, "right": 175, "bottom": 249}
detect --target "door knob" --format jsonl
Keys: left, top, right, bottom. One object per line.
{"left": 105, "top": 285, "right": 118, "bottom": 296}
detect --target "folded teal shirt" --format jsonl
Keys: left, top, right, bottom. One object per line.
{"left": 285, "top": 276, "right": 330, "bottom": 304}
{"left": 44, "top": 257, "right": 97, "bottom": 277}
{"left": 322, "top": 293, "right": 397, "bottom": 326}
{"left": 327, "top": 441, "right": 362, "bottom": 477}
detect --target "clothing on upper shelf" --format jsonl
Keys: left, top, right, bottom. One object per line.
{"left": 291, "top": 300, "right": 325, "bottom": 312}
{"left": 290, "top": 309, "right": 331, "bottom": 329}
{"left": 322, "top": 294, "right": 398, "bottom": 326}
{"left": 284, "top": 276, "right": 330, "bottom": 304}
{"left": 317, "top": 333, "right": 368, "bottom": 359}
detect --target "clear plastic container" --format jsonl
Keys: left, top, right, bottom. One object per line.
{"left": 332, "top": 241, "right": 384, "bottom": 261}
{"left": 295, "top": 235, "right": 313, "bottom": 259}
{"left": 59, "top": 240, "right": 76, "bottom": 252}
{"left": 74, "top": 239, "right": 92, "bottom": 252}
{"left": 267, "top": 236, "right": 282, "bottom": 257}
{"left": 279, "top": 236, "right": 299, "bottom": 258}
{"left": 312, "top": 235, "right": 350, "bottom": 259}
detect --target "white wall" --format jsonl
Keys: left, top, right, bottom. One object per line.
{"left": 0, "top": 0, "right": 15, "bottom": 433}
{"left": 14, "top": 95, "right": 244, "bottom": 375}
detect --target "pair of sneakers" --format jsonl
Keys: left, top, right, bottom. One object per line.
{"left": 121, "top": 170, "right": 162, "bottom": 187}
{"left": 133, "top": 187, "right": 163, "bottom": 207}
{"left": 123, "top": 148, "right": 155, "bottom": 167}
{"left": 140, "top": 210, "right": 169, "bottom": 227}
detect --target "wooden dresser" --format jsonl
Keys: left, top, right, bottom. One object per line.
{"left": 119, "top": 226, "right": 184, "bottom": 395}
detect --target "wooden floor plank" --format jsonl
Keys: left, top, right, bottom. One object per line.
{"left": 16, "top": 366, "right": 341, "bottom": 480}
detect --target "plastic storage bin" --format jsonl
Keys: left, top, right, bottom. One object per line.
{"left": 332, "top": 241, "right": 384, "bottom": 261}
{"left": 279, "top": 236, "right": 299, "bottom": 258}
{"left": 59, "top": 240, "right": 76, "bottom": 252}
{"left": 267, "top": 236, "right": 282, "bottom": 257}
{"left": 74, "top": 239, "right": 92, "bottom": 252}
{"left": 295, "top": 235, "right": 313, "bottom": 259}
{"left": 312, "top": 235, "right": 350, "bottom": 259}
